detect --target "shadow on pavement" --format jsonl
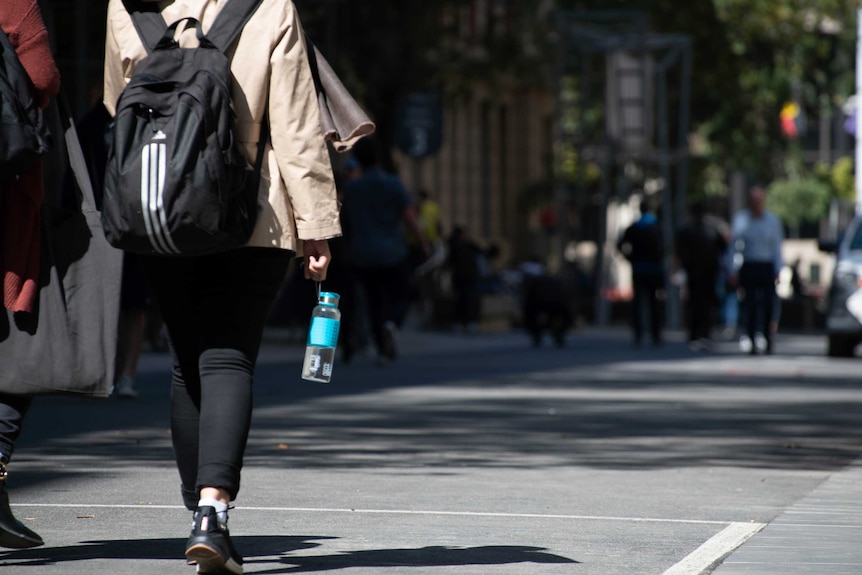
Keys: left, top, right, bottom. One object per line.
{"left": 14, "top": 330, "right": 862, "bottom": 480}
{"left": 0, "top": 538, "right": 576, "bottom": 572}
{"left": 0, "top": 535, "right": 330, "bottom": 567}
{"left": 249, "top": 545, "right": 578, "bottom": 573}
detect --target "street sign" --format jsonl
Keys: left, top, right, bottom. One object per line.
{"left": 395, "top": 91, "right": 443, "bottom": 159}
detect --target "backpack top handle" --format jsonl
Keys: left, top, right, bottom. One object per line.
{"left": 153, "top": 18, "right": 215, "bottom": 51}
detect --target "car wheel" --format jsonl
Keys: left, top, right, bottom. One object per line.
{"left": 827, "top": 334, "right": 857, "bottom": 358}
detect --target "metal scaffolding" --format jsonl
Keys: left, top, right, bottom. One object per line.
{"left": 554, "top": 10, "right": 692, "bottom": 327}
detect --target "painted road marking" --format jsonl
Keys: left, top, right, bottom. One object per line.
{"left": 16, "top": 503, "right": 733, "bottom": 525}
{"left": 662, "top": 522, "right": 766, "bottom": 575}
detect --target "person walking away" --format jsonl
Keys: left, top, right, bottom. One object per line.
{"left": 340, "top": 137, "right": 428, "bottom": 364}
{"left": 675, "top": 203, "right": 727, "bottom": 350}
{"left": 617, "top": 208, "right": 664, "bottom": 346}
{"left": 729, "top": 185, "right": 783, "bottom": 355}
{"left": 0, "top": 0, "right": 61, "bottom": 549}
{"left": 66, "top": 97, "right": 149, "bottom": 399}
{"left": 519, "top": 256, "right": 573, "bottom": 347}
{"left": 410, "top": 189, "right": 444, "bottom": 327}
{"left": 447, "top": 226, "right": 482, "bottom": 333}
{"left": 105, "top": 1, "right": 341, "bottom": 572}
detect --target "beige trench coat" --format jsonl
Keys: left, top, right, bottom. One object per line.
{"left": 104, "top": 0, "right": 342, "bottom": 252}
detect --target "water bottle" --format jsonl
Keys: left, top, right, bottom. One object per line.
{"left": 302, "top": 291, "right": 341, "bottom": 383}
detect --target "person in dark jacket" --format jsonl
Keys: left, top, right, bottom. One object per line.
{"left": 447, "top": 226, "right": 482, "bottom": 332}
{"left": 675, "top": 204, "right": 727, "bottom": 350}
{"left": 617, "top": 208, "right": 664, "bottom": 346}
{"left": 0, "top": 0, "right": 61, "bottom": 549}
{"left": 520, "top": 257, "right": 573, "bottom": 347}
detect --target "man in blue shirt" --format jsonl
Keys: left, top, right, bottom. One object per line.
{"left": 340, "top": 138, "right": 427, "bottom": 364}
{"left": 730, "top": 185, "right": 784, "bottom": 355}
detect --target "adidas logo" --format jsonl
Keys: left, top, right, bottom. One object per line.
{"left": 151, "top": 130, "right": 167, "bottom": 141}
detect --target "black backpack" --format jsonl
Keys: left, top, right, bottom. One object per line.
{"left": 0, "top": 28, "right": 50, "bottom": 182}
{"left": 103, "top": 0, "right": 266, "bottom": 256}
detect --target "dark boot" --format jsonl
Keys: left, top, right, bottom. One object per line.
{"left": 0, "top": 461, "right": 44, "bottom": 549}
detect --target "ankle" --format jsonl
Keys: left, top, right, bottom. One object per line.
{"left": 197, "top": 498, "right": 229, "bottom": 528}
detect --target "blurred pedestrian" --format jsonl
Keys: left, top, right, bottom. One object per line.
{"left": 0, "top": 0, "right": 61, "bottom": 549}
{"left": 617, "top": 206, "right": 664, "bottom": 346}
{"left": 729, "top": 185, "right": 784, "bottom": 355}
{"left": 69, "top": 96, "right": 150, "bottom": 399}
{"left": 340, "top": 137, "right": 428, "bottom": 364}
{"left": 675, "top": 203, "right": 727, "bottom": 350}
{"left": 519, "top": 256, "right": 573, "bottom": 347}
{"left": 447, "top": 226, "right": 482, "bottom": 333}
{"left": 409, "top": 189, "right": 445, "bottom": 327}
{"left": 114, "top": 254, "right": 151, "bottom": 399}
{"left": 326, "top": 166, "right": 361, "bottom": 362}
{"left": 105, "top": 1, "right": 340, "bottom": 573}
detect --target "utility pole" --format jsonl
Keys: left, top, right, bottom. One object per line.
{"left": 856, "top": 8, "right": 862, "bottom": 212}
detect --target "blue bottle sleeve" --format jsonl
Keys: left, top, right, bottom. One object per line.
{"left": 308, "top": 317, "right": 340, "bottom": 348}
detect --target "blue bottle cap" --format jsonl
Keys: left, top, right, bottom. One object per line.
{"left": 319, "top": 292, "right": 340, "bottom": 306}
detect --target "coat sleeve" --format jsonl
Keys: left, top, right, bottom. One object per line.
{"left": 268, "top": 4, "right": 341, "bottom": 241}
{"left": 103, "top": 0, "right": 125, "bottom": 117}
{"left": 14, "top": 1, "right": 60, "bottom": 109}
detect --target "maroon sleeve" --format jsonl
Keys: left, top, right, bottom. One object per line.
{"left": 1, "top": 0, "right": 61, "bottom": 108}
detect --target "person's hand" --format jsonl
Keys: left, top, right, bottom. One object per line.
{"left": 303, "top": 239, "right": 331, "bottom": 282}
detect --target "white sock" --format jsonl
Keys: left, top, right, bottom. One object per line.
{"left": 198, "top": 497, "right": 229, "bottom": 527}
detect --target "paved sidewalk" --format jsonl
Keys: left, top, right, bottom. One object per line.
{"left": 710, "top": 457, "right": 862, "bottom": 575}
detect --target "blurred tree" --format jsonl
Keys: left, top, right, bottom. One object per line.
{"left": 767, "top": 177, "right": 832, "bottom": 232}
{"left": 559, "top": 0, "right": 856, "bottom": 189}
{"left": 826, "top": 156, "right": 855, "bottom": 202}
{"left": 295, "top": 1, "right": 856, "bottom": 193}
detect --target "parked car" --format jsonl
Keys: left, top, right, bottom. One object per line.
{"left": 822, "top": 214, "right": 862, "bottom": 357}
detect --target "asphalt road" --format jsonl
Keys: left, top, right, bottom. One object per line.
{"left": 1, "top": 327, "right": 861, "bottom": 574}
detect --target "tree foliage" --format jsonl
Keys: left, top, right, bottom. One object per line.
{"left": 295, "top": 1, "right": 857, "bottom": 191}
{"left": 767, "top": 177, "right": 832, "bottom": 228}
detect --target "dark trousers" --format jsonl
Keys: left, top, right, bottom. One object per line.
{"left": 632, "top": 271, "right": 662, "bottom": 344}
{"left": 0, "top": 393, "right": 32, "bottom": 461}
{"left": 356, "top": 262, "right": 409, "bottom": 356}
{"left": 687, "top": 275, "right": 716, "bottom": 342}
{"left": 739, "top": 261, "right": 776, "bottom": 344}
{"left": 523, "top": 275, "right": 572, "bottom": 344}
{"left": 141, "top": 248, "right": 291, "bottom": 510}
{"left": 452, "top": 280, "right": 480, "bottom": 327}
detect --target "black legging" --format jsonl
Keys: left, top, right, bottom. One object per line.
{"left": 141, "top": 247, "right": 291, "bottom": 510}
{"left": 0, "top": 393, "right": 32, "bottom": 461}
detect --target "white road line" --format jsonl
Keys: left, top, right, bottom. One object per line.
{"left": 662, "top": 522, "right": 767, "bottom": 575}
{"left": 14, "top": 503, "right": 733, "bottom": 526}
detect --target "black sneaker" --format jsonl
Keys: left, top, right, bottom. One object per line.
{"left": 185, "top": 506, "right": 243, "bottom": 574}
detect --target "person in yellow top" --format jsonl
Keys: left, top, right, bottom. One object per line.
{"left": 104, "top": 0, "right": 339, "bottom": 572}
{"left": 408, "top": 190, "right": 445, "bottom": 327}
{"left": 417, "top": 189, "right": 443, "bottom": 245}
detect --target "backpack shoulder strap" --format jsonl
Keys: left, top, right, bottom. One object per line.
{"left": 121, "top": 0, "right": 262, "bottom": 55}
{"left": 121, "top": 0, "right": 166, "bottom": 55}
{"left": 0, "top": 30, "right": 36, "bottom": 105}
{"left": 205, "top": 0, "right": 264, "bottom": 54}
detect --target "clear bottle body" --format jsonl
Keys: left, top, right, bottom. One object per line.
{"left": 301, "top": 300, "right": 341, "bottom": 383}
